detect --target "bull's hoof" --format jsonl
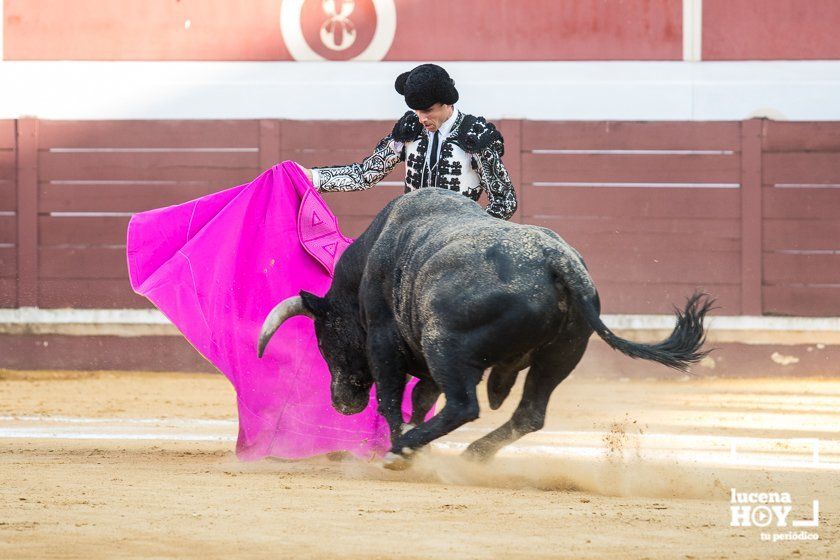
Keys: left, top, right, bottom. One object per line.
{"left": 382, "top": 450, "right": 413, "bottom": 471}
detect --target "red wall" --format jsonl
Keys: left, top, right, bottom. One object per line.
{"left": 703, "top": 0, "right": 840, "bottom": 60}
{"left": 8, "top": 0, "right": 839, "bottom": 61}
{"left": 3, "top": 0, "right": 682, "bottom": 60}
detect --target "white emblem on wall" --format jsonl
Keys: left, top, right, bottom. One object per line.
{"left": 320, "top": 0, "right": 357, "bottom": 51}
{"left": 280, "top": 0, "right": 397, "bottom": 61}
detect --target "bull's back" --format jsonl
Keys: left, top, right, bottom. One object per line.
{"left": 378, "top": 190, "right": 568, "bottom": 303}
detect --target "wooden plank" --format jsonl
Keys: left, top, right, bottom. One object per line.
{"left": 529, "top": 223, "right": 740, "bottom": 253}
{"left": 741, "top": 119, "right": 763, "bottom": 315}
{"left": 280, "top": 121, "right": 394, "bottom": 151}
{"left": 284, "top": 149, "right": 406, "bottom": 187}
{"left": 522, "top": 153, "right": 740, "bottom": 184}
{"left": 522, "top": 121, "right": 741, "bottom": 151}
{"left": 39, "top": 247, "right": 127, "bottom": 279}
{"left": 320, "top": 186, "right": 404, "bottom": 216}
{"left": 0, "top": 279, "right": 17, "bottom": 308}
{"left": 334, "top": 215, "right": 373, "bottom": 239}
{"left": 285, "top": 147, "right": 395, "bottom": 158}
{"left": 39, "top": 183, "right": 236, "bottom": 213}
{"left": 764, "top": 219, "right": 840, "bottom": 251}
{"left": 0, "top": 247, "right": 18, "bottom": 278}
{"left": 763, "top": 286, "right": 840, "bottom": 317}
{"left": 0, "top": 123, "right": 18, "bottom": 217}
{"left": 0, "top": 215, "right": 16, "bottom": 244}
{"left": 525, "top": 216, "right": 742, "bottom": 237}
{"left": 763, "top": 187, "right": 840, "bottom": 219}
{"left": 39, "top": 216, "right": 129, "bottom": 246}
{"left": 284, "top": 151, "right": 407, "bottom": 181}
{"left": 0, "top": 121, "right": 16, "bottom": 148}
{"left": 763, "top": 121, "right": 840, "bottom": 152}
{"left": 17, "top": 118, "right": 39, "bottom": 306}
{"left": 39, "top": 279, "right": 150, "bottom": 308}
{"left": 38, "top": 150, "right": 259, "bottom": 182}
{"left": 0, "top": 334, "right": 214, "bottom": 372}
{"left": 764, "top": 253, "right": 840, "bottom": 285}
{"left": 0, "top": 150, "right": 16, "bottom": 179}
{"left": 0, "top": 185, "right": 17, "bottom": 211}
{"left": 521, "top": 186, "right": 741, "bottom": 219}
{"left": 259, "top": 120, "right": 281, "bottom": 171}
{"left": 38, "top": 120, "right": 260, "bottom": 148}
{"left": 582, "top": 250, "right": 740, "bottom": 285}
{"left": 764, "top": 152, "right": 840, "bottom": 184}
{"left": 595, "top": 281, "right": 741, "bottom": 315}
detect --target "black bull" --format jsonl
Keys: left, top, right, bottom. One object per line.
{"left": 258, "top": 189, "right": 712, "bottom": 469}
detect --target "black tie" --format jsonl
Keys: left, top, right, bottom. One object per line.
{"left": 429, "top": 131, "right": 440, "bottom": 187}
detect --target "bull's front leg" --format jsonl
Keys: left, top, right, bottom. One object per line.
{"left": 367, "top": 326, "right": 408, "bottom": 443}
{"left": 384, "top": 347, "right": 483, "bottom": 470}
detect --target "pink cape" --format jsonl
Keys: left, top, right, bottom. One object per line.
{"left": 127, "top": 161, "right": 413, "bottom": 460}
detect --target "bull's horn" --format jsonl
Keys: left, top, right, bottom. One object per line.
{"left": 257, "top": 296, "right": 313, "bottom": 358}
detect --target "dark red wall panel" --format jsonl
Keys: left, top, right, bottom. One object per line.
{"left": 4, "top": 0, "right": 290, "bottom": 61}
{"left": 4, "top": 0, "right": 682, "bottom": 61}
{"left": 761, "top": 121, "right": 840, "bottom": 317}
{"left": 388, "top": 0, "right": 682, "bottom": 61}
{"left": 704, "top": 0, "right": 840, "bottom": 60}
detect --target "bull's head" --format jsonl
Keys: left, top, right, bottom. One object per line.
{"left": 257, "top": 291, "right": 372, "bottom": 415}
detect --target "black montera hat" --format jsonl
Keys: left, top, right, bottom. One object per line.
{"left": 394, "top": 64, "right": 459, "bottom": 110}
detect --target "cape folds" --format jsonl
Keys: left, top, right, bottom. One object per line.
{"left": 126, "top": 161, "right": 417, "bottom": 460}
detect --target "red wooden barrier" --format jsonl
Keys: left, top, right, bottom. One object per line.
{"left": 33, "top": 120, "right": 263, "bottom": 308}
{"left": 5, "top": 118, "right": 840, "bottom": 316}
{"left": 761, "top": 121, "right": 840, "bottom": 316}
{"left": 0, "top": 120, "right": 17, "bottom": 307}
{"left": 520, "top": 120, "right": 743, "bottom": 315}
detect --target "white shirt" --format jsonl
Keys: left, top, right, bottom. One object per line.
{"left": 425, "top": 107, "right": 459, "bottom": 168}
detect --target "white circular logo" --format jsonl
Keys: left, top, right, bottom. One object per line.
{"left": 280, "top": 0, "right": 396, "bottom": 61}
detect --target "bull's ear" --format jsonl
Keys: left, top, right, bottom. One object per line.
{"left": 299, "top": 291, "right": 329, "bottom": 317}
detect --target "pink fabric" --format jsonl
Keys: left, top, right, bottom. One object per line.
{"left": 126, "top": 161, "right": 410, "bottom": 460}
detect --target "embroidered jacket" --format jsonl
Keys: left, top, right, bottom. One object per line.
{"left": 312, "top": 110, "right": 518, "bottom": 220}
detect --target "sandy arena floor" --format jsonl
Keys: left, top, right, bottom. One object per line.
{"left": 1, "top": 369, "right": 838, "bottom": 559}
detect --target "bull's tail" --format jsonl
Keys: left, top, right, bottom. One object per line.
{"left": 547, "top": 248, "right": 714, "bottom": 372}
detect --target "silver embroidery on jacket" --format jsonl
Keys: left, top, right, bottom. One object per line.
{"left": 312, "top": 112, "right": 518, "bottom": 220}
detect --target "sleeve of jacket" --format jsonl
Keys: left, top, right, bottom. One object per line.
{"left": 475, "top": 140, "right": 518, "bottom": 220}
{"left": 312, "top": 134, "right": 404, "bottom": 192}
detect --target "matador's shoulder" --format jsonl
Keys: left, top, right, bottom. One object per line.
{"left": 391, "top": 111, "right": 424, "bottom": 142}
{"left": 451, "top": 114, "right": 505, "bottom": 156}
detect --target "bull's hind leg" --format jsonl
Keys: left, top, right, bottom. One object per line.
{"left": 487, "top": 353, "right": 532, "bottom": 410}
{"left": 487, "top": 366, "right": 517, "bottom": 410}
{"left": 463, "top": 335, "right": 589, "bottom": 462}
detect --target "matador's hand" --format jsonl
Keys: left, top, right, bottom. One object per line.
{"left": 295, "top": 162, "right": 314, "bottom": 183}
